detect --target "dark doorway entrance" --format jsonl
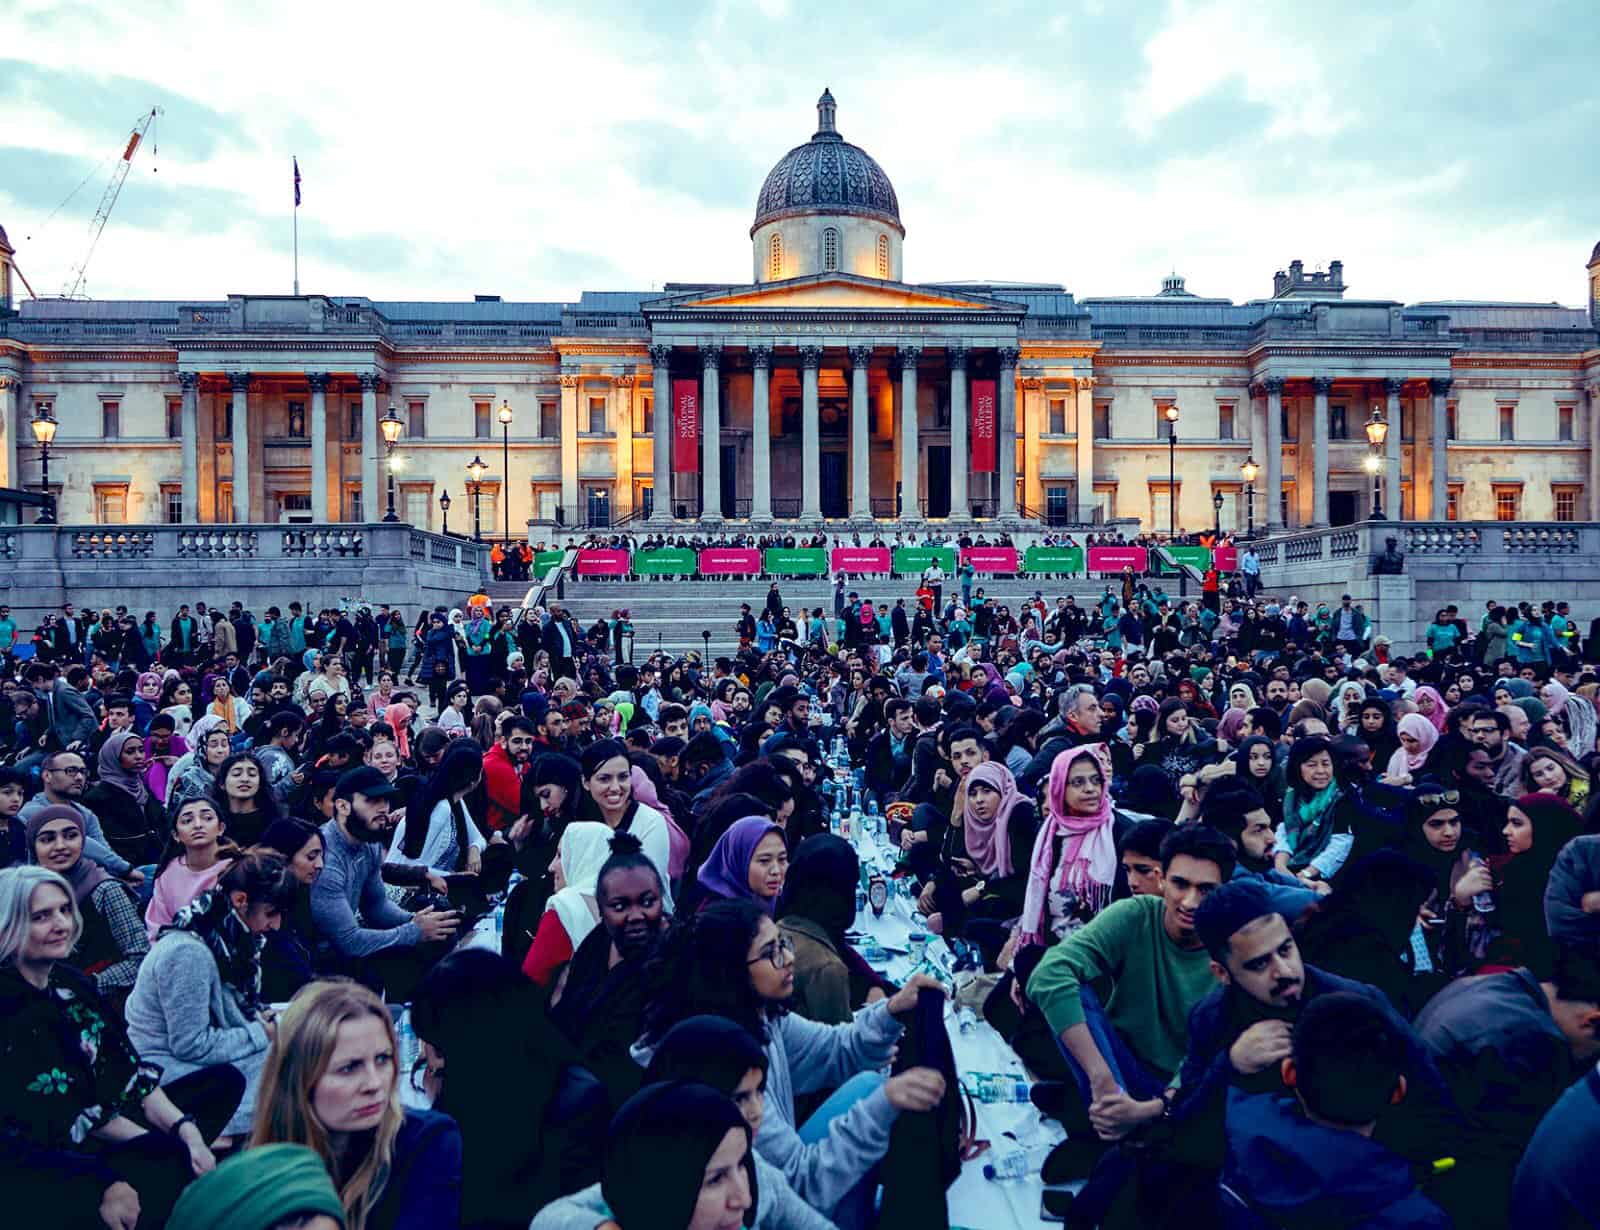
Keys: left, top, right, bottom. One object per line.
{"left": 821, "top": 452, "right": 847, "bottom": 518}
{"left": 1329, "top": 490, "right": 1359, "bottom": 526}
{"left": 926, "top": 446, "right": 951, "bottom": 518}
{"left": 720, "top": 445, "right": 738, "bottom": 518}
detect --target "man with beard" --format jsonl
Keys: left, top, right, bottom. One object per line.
{"left": 546, "top": 832, "right": 668, "bottom": 1107}
{"left": 312, "top": 765, "right": 460, "bottom": 1000}
{"left": 484, "top": 715, "right": 537, "bottom": 832}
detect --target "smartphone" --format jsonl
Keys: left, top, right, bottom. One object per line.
{"left": 1040, "top": 1188, "right": 1076, "bottom": 1223}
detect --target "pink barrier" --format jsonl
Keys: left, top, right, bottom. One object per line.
{"left": 1211, "top": 545, "right": 1238, "bottom": 571}
{"left": 574, "top": 548, "right": 631, "bottom": 576}
{"left": 960, "top": 546, "right": 1019, "bottom": 572}
{"left": 698, "top": 547, "right": 762, "bottom": 574}
{"left": 1086, "top": 546, "right": 1149, "bottom": 572}
{"left": 829, "top": 547, "right": 892, "bottom": 573}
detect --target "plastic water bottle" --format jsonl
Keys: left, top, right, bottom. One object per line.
{"left": 1467, "top": 853, "right": 1496, "bottom": 914}
{"left": 955, "top": 1006, "right": 978, "bottom": 1035}
{"left": 975, "top": 1073, "right": 1030, "bottom": 1104}
{"left": 395, "top": 1011, "right": 420, "bottom": 1079}
{"left": 983, "top": 1145, "right": 1031, "bottom": 1182}
{"left": 494, "top": 901, "right": 505, "bottom": 940}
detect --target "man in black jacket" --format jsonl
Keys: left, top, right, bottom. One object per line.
{"left": 1019, "top": 683, "right": 1102, "bottom": 794}
{"left": 865, "top": 697, "right": 917, "bottom": 806}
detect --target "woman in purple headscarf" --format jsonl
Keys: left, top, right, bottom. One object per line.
{"left": 694, "top": 816, "right": 788, "bottom": 915}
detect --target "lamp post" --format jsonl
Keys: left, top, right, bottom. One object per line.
{"left": 1163, "top": 403, "right": 1183, "bottom": 595}
{"left": 439, "top": 489, "right": 451, "bottom": 536}
{"left": 1240, "top": 456, "right": 1258, "bottom": 540}
{"left": 1364, "top": 407, "right": 1389, "bottom": 520}
{"left": 467, "top": 455, "right": 487, "bottom": 543}
{"left": 1212, "top": 490, "right": 1224, "bottom": 539}
{"left": 379, "top": 405, "right": 404, "bottom": 522}
{"left": 497, "top": 399, "right": 513, "bottom": 546}
{"left": 30, "top": 405, "right": 58, "bottom": 524}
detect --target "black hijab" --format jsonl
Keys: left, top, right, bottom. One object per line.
{"left": 776, "top": 834, "right": 858, "bottom": 946}
{"left": 602, "top": 1082, "right": 757, "bottom": 1230}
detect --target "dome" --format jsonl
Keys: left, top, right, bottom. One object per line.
{"left": 751, "top": 89, "right": 903, "bottom": 237}
{"left": 1591, "top": 239, "right": 1600, "bottom": 264}
{"left": 0, "top": 223, "right": 10, "bottom": 250}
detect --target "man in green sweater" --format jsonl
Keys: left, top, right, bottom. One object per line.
{"left": 1027, "top": 824, "right": 1235, "bottom": 1142}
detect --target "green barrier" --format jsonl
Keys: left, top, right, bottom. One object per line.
{"left": 764, "top": 547, "right": 829, "bottom": 576}
{"left": 1022, "top": 546, "right": 1084, "bottom": 574}
{"left": 632, "top": 548, "right": 696, "bottom": 576}
{"left": 532, "top": 550, "right": 564, "bottom": 573}
{"left": 892, "top": 546, "right": 957, "bottom": 574}
{"left": 1157, "top": 546, "right": 1213, "bottom": 574}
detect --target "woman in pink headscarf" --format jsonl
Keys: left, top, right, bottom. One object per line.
{"left": 1383, "top": 712, "right": 1438, "bottom": 786}
{"left": 631, "top": 763, "right": 689, "bottom": 879}
{"left": 926, "top": 761, "right": 1039, "bottom": 943}
{"left": 383, "top": 699, "right": 415, "bottom": 760}
{"left": 1020, "top": 743, "right": 1121, "bottom": 948}
{"left": 1412, "top": 685, "right": 1449, "bottom": 735}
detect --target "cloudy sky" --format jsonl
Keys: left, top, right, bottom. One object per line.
{"left": 2, "top": 0, "right": 1595, "bottom": 309}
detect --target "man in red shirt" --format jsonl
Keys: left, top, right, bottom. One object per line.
{"left": 482, "top": 715, "right": 537, "bottom": 831}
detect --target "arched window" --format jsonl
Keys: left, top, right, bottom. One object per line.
{"left": 876, "top": 234, "right": 890, "bottom": 278}
{"left": 769, "top": 233, "right": 783, "bottom": 281}
{"left": 822, "top": 227, "right": 839, "bottom": 272}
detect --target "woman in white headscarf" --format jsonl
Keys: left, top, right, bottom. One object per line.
{"left": 519, "top": 821, "right": 615, "bottom": 985}
{"left": 1542, "top": 680, "right": 1598, "bottom": 760}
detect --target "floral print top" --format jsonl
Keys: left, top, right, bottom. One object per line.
{"left": 0, "top": 964, "right": 159, "bottom": 1149}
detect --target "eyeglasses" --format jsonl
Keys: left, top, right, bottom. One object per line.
{"left": 48, "top": 766, "right": 88, "bottom": 777}
{"left": 747, "top": 934, "right": 795, "bottom": 970}
{"left": 1416, "top": 790, "right": 1460, "bottom": 808}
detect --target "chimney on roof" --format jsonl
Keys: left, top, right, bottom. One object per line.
{"left": 1272, "top": 259, "right": 1348, "bottom": 300}
{"left": 474, "top": 295, "right": 502, "bottom": 303}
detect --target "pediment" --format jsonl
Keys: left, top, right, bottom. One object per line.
{"left": 653, "top": 274, "right": 1012, "bottom": 314}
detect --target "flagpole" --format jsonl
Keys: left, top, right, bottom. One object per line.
{"left": 292, "top": 156, "right": 300, "bottom": 296}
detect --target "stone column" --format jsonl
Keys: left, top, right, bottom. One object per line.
{"left": 0, "top": 375, "right": 16, "bottom": 491}
{"left": 1073, "top": 378, "right": 1097, "bottom": 523}
{"left": 800, "top": 346, "right": 823, "bottom": 520}
{"left": 179, "top": 371, "right": 199, "bottom": 524}
{"left": 1383, "top": 378, "right": 1403, "bottom": 518}
{"left": 1248, "top": 383, "right": 1267, "bottom": 460}
{"left": 1590, "top": 383, "right": 1600, "bottom": 520}
{"left": 1021, "top": 377, "right": 1043, "bottom": 516}
{"left": 359, "top": 373, "right": 379, "bottom": 521}
{"left": 1264, "top": 378, "right": 1284, "bottom": 531}
{"left": 750, "top": 346, "right": 773, "bottom": 522}
{"left": 700, "top": 344, "right": 723, "bottom": 522}
{"left": 559, "top": 373, "right": 579, "bottom": 522}
{"left": 648, "top": 344, "right": 673, "bottom": 522}
{"left": 229, "top": 372, "right": 252, "bottom": 523}
{"left": 307, "top": 372, "right": 329, "bottom": 523}
{"left": 613, "top": 374, "right": 634, "bottom": 522}
{"left": 998, "top": 346, "right": 1020, "bottom": 518}
{"left": 898, "top": 346, "right": 920, "bottom": 519}
{"left": 1311, "top": 377, "right": 1331, "bottom": 527}
{"left": 1430, "top": 377, "right": 1452, "bottom": 517}
{"left": 949, "top": 345, "right": 969, "bottom": 518}
{"left": 849, "top": 345, "right": 871, "bottom": 520}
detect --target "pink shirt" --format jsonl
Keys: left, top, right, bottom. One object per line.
{"left": 145, "top": 856, "right": 232, "bottom": 941}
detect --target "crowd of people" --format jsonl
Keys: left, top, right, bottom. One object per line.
{"left": 1, "top": 575, "right": 1599, "bottom": 1230}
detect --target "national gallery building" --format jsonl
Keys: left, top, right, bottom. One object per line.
{"left": 2, "top": 90, "right": 1598, "bottom": 537}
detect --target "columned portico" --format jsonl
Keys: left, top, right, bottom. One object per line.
{"left": 1310, "top": 376, "right": 1332, "bottom": 526}
{"left": 1264, "top": 378, "right": 1285, "bottom": 532}
{"left": 1590, "top": 381, "right": 1600, "bottom": 519}
{"left": 559, "top": 373, "right": 579, "bottom": 519}
{"left": 359, "top": 373, "right": 379, "bottom": 520}
{"left": 997, "top": 346, "right": 1019, "bottom": 519}
{"left": 700, "top": 344, "right": 723, "bottom": 521}
{"left": 229, "top": 372, "right": 252, "bottom": 522}
{"left": 648, "top": 344, "right": 672, "bottom": 523}
{"left": 1075, "top": 377, "right": 1095, "bottom": 523}
{"left": 308, "top": 371, "right": 330, "bottom": 522}
{"left": 1384, "top": 377, "right": 1403, "bottom": 516}
{"left": 179, "top": 371, "right": 199, "bottom": 523}
{"left": 949, "top": 345, "right": 969, "bottom": 518}
{"left": 0, "top": 375, "right": 15, "bottom": 490}
{"left": 749, "top": 346, "right": 773, "bottom": 522}
{"left": 1430, "top": 377, "right": 1451, "bottom": 516}
{"left": 799, "top": 346, "right": 822, "bottom": 519}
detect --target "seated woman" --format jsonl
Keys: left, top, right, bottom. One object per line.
{"left": 1274, "top": 736, "right": 1356, "bottom": 889}
{"left": 125, "top": 851, "right": 296, "bottom": 1140}
{"left": 924, "top": 761, "right": 1038, "bottom": 944}
{"left": 250, "top": 978, "right": 463, "bottom": 1230}
{"left": 83, "top": 730, "right": 166, "bottom": 869}
{"left": 257, "top": 818, "right": 327, "bottom": 1003}
{"left": 778, "top": 836, "right": 892, "bottom": 1026}
{"left": 387, "top": 739, "right": 488, "bottom": 880}
{"left": 1232, "top": 734, "right": 1285, "bottom": 825}
{"left": 692, "top": 817, "right": 788, "bottom": 915}
{"left": 1135, "top": 698, "right": 1218, "bottom": 780}
{"left": 1382, "top": 714, "right": 1438, "bottom": 788}
{"left": 1520, "top": 746, "right": 1592, "bottom": 811}
{"left": 146, "top": 798, "right": 239, "bottom": 941}
{"left": 579, "top": 739, "right": 674, "bottom": 912}
{"left": 635, "top": 900, "right": 945, "bottom": 1230}
{"left": 166, "top": 717, "right": 233, "bottom": 813}
{"left": 212, "top": 752, "right": 281, "bottom": 848}
{"left": 27, "top": 804, "right": 149, "bottom": 1004}
{"left": 522, "top": 821, "right": 614, "bottom": 986}
{"left": 142, "top": 712, "right": 189, "bottom": 806}
{"left": 204, "top": 677, "right": 251, "bottom": 741}
{"left": 0, "top": 866, "right": 243, "bottom": 1229}
{"left": 1401, "top": 788, "right": 1479, "bottom": 978}
{"left": 412, "top": 950, "right": 609, "bottom": 1230}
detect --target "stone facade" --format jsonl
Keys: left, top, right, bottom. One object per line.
{"left": 1, "top": 94, "right": 1596, "bottom": 538}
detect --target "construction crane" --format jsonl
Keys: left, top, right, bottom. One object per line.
{"left": 60, "top": 106, "right": 161, "bottom": 299}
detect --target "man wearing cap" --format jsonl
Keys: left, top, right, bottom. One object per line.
{"left": 311, "top": 766, "right": 459, "bottom": 1001}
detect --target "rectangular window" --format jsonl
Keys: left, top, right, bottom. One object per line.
{"left": 406, "top": 400, "right": 426, "bottom": 439}
{"left": 1281, "top": 405, "right": 1296, "bottom": 441}
{"left": 1399, "top": 402, "right": 1412, "bottom": 442}
{"left": 403, "top": 488, "right": 433, "bottom": 528}
{"left": 588, "top": 396, "right": 607, "bottom": 434}
{"left": 1498, "top": 404, "right": 1516, "bottom": 441}
{"left": 1093, "top": 402, "right": 1110, "bottom": 439}
{"left": 1446, "top": 401, "right": 1457, "bottom": 441}
{"left": 33, "top": 398, "right": 54, "bottom": 417}
{"left": 1217, "top": 403, "right": 1235, "bottom": 440}
{"left": 217, "top": 401, "right": 233, "bottom": 440}
{"left": 1493, "top": 485, "right": 1520, "bottom": 521}
{"left": 1047, "top": 398, "right": 1067, "bottom": 435}
{"left": 101, "top": 401, "right": 120, "bottom": 440}
{"left": 536, "top": 401, "right": 554, "bottom": 439}
{"left": 474, "top": 401, "right": 492, "bottom": 439}
{"left": 344, "top": 485, "right": 363, "bottom": 523}
{"left": 1329, "top": 404, "right": 1347, "bottom": 440}
{"left": 639, "top": 485, "right": 654, "bottom": 520}
{"left": 94, "top": 485, "right": 128, "bottom": 524}
{"left": 162, "top": 484, "right": 183, "bottom": 525}
{"left": 1554, "top": 485, "right": 1580, "bottom": 522}
{"left": 640, "top": 397, "right": 654, "bottom": 435}
{"left": 287, "top": 400, "right": 306, "bottom": 439}
{"left": 1558, "top": 404, "right": 1575, "bottom": 442}
{"left": 347, "top": 402, "right": 362, "bottom": 441}
{"left": 217, "top": 483, "right": 235, "bottom": 524}
{"left": 280, "top": 493, "right": 313, "bottom": 523}
{"left": 1045, "top": 485, "right": 1072, "bottom": 525}
{"left": 1156, "top": 403, "right": 1176, "bottom": 439}
{"left": 1211, "top": 486, "right": 1240, "bottom": 533}
{"left": 534, "top": 486, "right": 559, "bottom": 521}
{"left": 166, "top": 399, "right": 183, "bottom": 439}
{"left": 1446, "top": 484, "right": 1462, "bottom": 522}
{"left": 1093, "top": 483, "right": 1117, "bottom": 522}
{"left": 1150, "top": 484, "right": 1178, "bottom": 533}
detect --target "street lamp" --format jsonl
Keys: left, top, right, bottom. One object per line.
{"left": 1212, "top": 490, "right": 1224, "bottom": 539}
{"left": 30, "top": 405, "right": 58, "bottom": 524}
{"left": 1364, "top": 407, "right": 1389, "bottom": 521}
{"left": 497, "top": 399, "right": 513, "bottom": 546}
{"left": 1240, "top": 456, "right": 1259, "bottom": 540}
{"left": 439, "top": 489, "right": 452, "bottom": 535}
{"left": 379, "top": 404, "right": 404, "bottom": 522}
{"left": 466, "top": 455, "right": 487, "bottom": 543}
{"left": 1163, "top": 403, "right": 1183, "bottom": 595}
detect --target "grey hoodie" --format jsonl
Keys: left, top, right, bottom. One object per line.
{"left": 530, "top": 1152, "right": 836, "bottom": 1230}
{"left": 633, "top": 999, "right": 902, "bottom": 1217}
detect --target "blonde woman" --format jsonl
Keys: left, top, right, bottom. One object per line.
{"left": 251, "top": 979, "right": 463, "bottom": 1230}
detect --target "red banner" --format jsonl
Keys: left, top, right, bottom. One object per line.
{"left": 960, "top": 546, "right": 1019, "bottom": 573}
{"left": 698, "top": 548, "right": 761, "bottom": 574}
{"left": 1086, "top": 546, "right": 1148, "bottom": 573}
{"left": 1211, "top": 545, "right": 1238, "bottom": 572}
{"left": 829, "top": 547, "right": 892, "bottom": 574}
{"left": 575, "top": 549, "right": 631, "bottom": 576}
{"left": 970, "top": 378, "right": 997, "bottom": 473}
{"left": 672, "top": 378, "right": 699, "bottom": 473}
